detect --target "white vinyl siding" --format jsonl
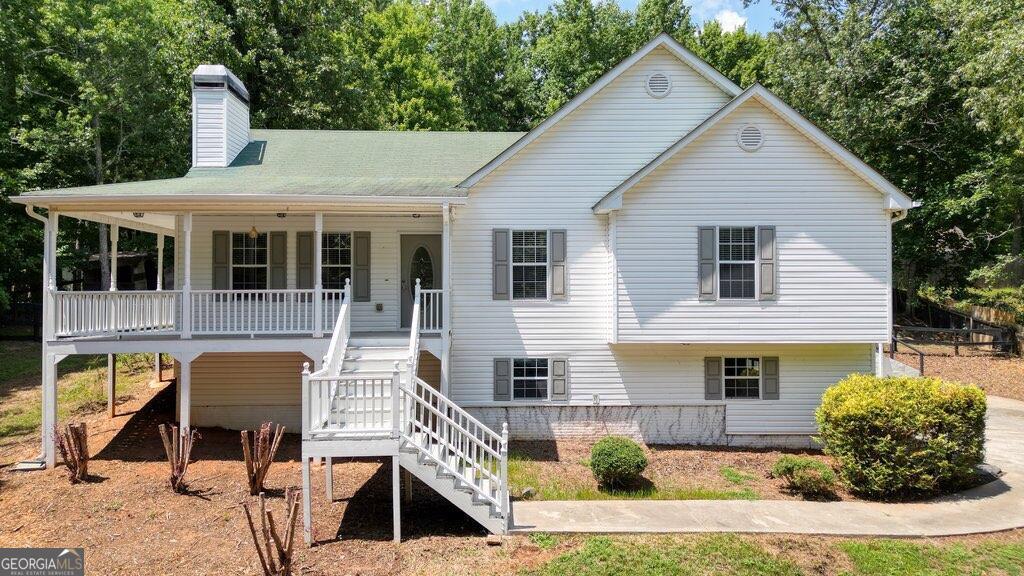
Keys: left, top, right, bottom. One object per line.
{"left": 225, "top": 91, "right": 250, "bottom": 164}
{"left": 615, "top": 98, "right": 891, "bottom": 343}
{"left": 177, "top": 213, "right": 440, "bottom": 331}
{"left": 451, "top": 46, "right": 731, "bottom": 407}
{"left": 192, "top": 90, "right": 227, "bottom": 167}
{"left": 192, "top": 88, "right": 248, "bottom": 168}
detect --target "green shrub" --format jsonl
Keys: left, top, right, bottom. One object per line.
{"left": 771, "top": 455, "right": 836, "bottom": 497}
{"left": 589, "top": 436, "right": 648, "bottom": 488}
{"left": 816, "top": 374, "right": 986, "bottom": 499}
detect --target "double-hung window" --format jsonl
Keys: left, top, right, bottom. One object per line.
{"left": 723, "top": 357, "right": 760, "bottom": 399}
{"left": 512, "top": 358, "right": 549, "bottom": 400}
{"left": 718, "top": 227, "right": 756, "bottom": 299}
{"left": 322, "top": 232, "right": 352, "bottom": 290}
{"left": 231, "top": 232, "right": 268, "bottom": 290}
{"left": 512, "top": 230, "right": 548, "bottom": 300}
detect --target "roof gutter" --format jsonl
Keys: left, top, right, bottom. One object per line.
{"left": 24, "top": 204, "right": 48, "bottom": 224}
{"left": 12, "top": 193, "right": 468, "bottom": 209}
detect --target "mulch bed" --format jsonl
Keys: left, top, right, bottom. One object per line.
{"left": 510, "top": 440, "right": 857, "bottom": 502}
{"left": 894, "top": 345, "right": 1024, "bottom": 402}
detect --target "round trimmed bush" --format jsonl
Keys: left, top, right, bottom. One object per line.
{"left": 771, "top": 455, "right": 837, "bottom": 497}
{"left": 816, "top": 374, "right": 986, "bottom": 499}
{"left": 590, "top": 436, "right": 648, "bottom": 488}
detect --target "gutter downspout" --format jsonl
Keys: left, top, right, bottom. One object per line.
{"left": 22, "top": 205, "right": 48, "bottom": 466}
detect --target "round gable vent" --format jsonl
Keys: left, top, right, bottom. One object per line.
{"left": 737, "top": 124, "right": 764, "bottom": 151}
{"left": 645, "top": 72, "right": 671, "bottom": 98}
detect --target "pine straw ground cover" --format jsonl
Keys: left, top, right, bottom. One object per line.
{"left": 893, "top": 344, "right": 1024, "bottom": 402}
{"left": 508, "top": 441, "right": 858, "bottom": 502}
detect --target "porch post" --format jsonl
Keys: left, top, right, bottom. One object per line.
{"left": 172, "top": 352, "right": 196, "bottom": 433}
{"left": 313, "top": 212, "right": 324, "bottom": 338}
{"left": 156, "top": 233, "right": 164, "bottom": 290}
{"left": 42, "top": 353, "right": 65, "bottom": 468}
{"left": 43, "top": 210, "right": 58, "bottom": 342}
{"left": 441, "top": 202, "right": 452, "bottom": 395}
{"left": 181, "top": 213, "right": 193, "bottom": 339}
{"left": 392, "top": 455, "right": 401, "bottom": 543}
{"left": 109, "top": 224, "right": 119, "bottom": 291}
{"left": 155, "top": 232, "right": 164, "bottom": 382}
{"left": 107, "top": 353, "right": 116, "bottom": 418}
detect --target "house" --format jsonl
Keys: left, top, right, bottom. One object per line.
{"left": 15, "top": 34, "right": 915, "bottom": 542}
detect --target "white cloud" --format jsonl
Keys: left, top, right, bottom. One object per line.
{"left": 686, "top": 0, "right": 727, "bottom": 21}
{"left": 713, "top": 8, "right": 747, "bottom": 32}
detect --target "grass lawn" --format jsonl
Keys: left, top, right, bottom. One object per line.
{"left": 522, "top": 533, "right": 1024, "bottom": 576}
{"left": 0, "top": 341, "right": 156, "bottom": 443}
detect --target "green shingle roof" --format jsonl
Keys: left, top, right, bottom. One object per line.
{"left": 20, "top": 129, "right": 524, "bottom": 199}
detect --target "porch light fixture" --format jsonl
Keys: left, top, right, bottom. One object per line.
{"left": 276, "top": 213, "right": 286, "bottom": 218}
{"left": 248, "top": 215, "right": 259, "bottom": 239}
{"left": 133, "top": 212, "right": 145, "bottom": 218}
{"left": 412, "top": 213, "right": 420, "bottom": 219}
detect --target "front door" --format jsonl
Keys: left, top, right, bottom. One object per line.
{"left": 400, "top": 234, "right": 442, "bottom": 328}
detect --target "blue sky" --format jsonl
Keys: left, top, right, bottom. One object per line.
{"left": 487, "top": 0, "right": 780, "bottom": 34}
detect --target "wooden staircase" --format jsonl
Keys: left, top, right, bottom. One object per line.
{"left": 301, "top": 279, "right": 510, "bottom": 543}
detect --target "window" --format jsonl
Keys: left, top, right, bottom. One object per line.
{"left": 231, "top": 232, "right": 267, "bottom": 290}
{"left": 724, "top": 357, "right": 760, "bottom": 399}
{"left": 718, "top": 227, "right": 756, "bottom": 299}
{"left": 512, "top": 358, "right": 549, "bottom": 400}
{"left": 322, "top": 232, "right": 352, "bottom": 290}
{"left": 512, "top": 230, "right": 547, "bottom": 299}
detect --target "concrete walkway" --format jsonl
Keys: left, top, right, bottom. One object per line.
{"left": 511, "top": 396, "right": 1024, "bottom": 537}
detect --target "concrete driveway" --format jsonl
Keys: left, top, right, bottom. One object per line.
{"left": 511, "top": 396, "right": 1024, "bottom": 537}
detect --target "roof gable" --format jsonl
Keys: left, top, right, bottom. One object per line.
{"left": 458, "top": 33, "right": 742, "bottom": 189}
{"left": 593, "top": 84, "right": 915, "bottom": 213}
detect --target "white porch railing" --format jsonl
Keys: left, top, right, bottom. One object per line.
{"left": 419, "top": 288, "right": 444, "bottom": 333}
{"left": 189, "top": 289, "right": 345, "bottom": 335}
{"left": 52, "top": 290, "right": 180, "bottom": 337}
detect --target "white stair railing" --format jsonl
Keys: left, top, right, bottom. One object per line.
{"left": 407, "top": 279, "right": 422, "bottom": 383}
{"left": 322, "top": 279, "right": 352, "bottom": 377}
{"left": 400, "top": 377, "right": 509, "bottom": 524}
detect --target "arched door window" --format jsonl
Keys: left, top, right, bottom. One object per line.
{"left": 410, "top": 246, "right": 434, "bottom": 296}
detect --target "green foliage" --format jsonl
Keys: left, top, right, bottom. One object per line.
{"left": 524, "top": 535, "right": 802, "bottom": 576}
{"left": 589, "top": 436, "right": 648, "bottom": 488}
{"left": 770, "top": 455, "right": 837, "bottom": 497}
{"left": 816, "top": 374, "right": 986, "bottom": 499}
{"left": 840, "top": 538, "right": 1024, "bottom": 576}
{"left": 720, "top": 466, "right": 755, "bottom": 485}
{"left": 529, "top": 532, "right": 559, "bottom": 550}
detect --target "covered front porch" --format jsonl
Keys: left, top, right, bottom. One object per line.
{"left": 36, "top": 204, "right": 452, "bottom": 341}
{"left": 22, "top": 197, "right": 456, "bottom": 468}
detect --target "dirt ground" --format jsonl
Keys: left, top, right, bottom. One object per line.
{"left": 892, "top": 343, "right": 1024, "bottom": 401}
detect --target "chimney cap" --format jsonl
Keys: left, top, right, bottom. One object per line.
{"left": 192, "top": 64, "right": 249, "bottom": 103}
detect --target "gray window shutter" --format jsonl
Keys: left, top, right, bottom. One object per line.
{"left": 295, "top": 232, "right": 314, "bottom": 289}
{"left": 550, "top": 229, "right": 567, "bottom": 300}
{"left": 698, "top": 226, "right": 716, "bottom": 300}
{"left": 493, "top": 358, "right": 511, "bottom": 401}
{"left": 492, "top": 229, "right": 510, "bottom": 300}
{"left": 212, "top": 231, "right": 230, "bottom": 289}
{"left": 268, "top": 232, "right": 287, "bottom": 289}
{"left": 550, "top": 359, "right": 568, "bottom": 401}
{"left": 759, "top": 226, "right": 776, "bottom": 300}
{"left": 762, "top": 356, "right": 779, "bottom": 400}
{"left": 704, "top": 357, "right": 722, "bottom": 400}
{"left": 353, "top": 231, "right": 371, "bottom": 302}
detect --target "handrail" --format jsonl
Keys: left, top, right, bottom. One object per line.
{"left": 400, "top": 377, "right": 508, "bottom": 512}
{"left": 890, "top": 335, "right": 925, "bottom": 375}
{"left": 407, "top": 279, "right": 422, "bottom": 382}
{"left": 322, "top": 279, "right": 352, "bottom": 377}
